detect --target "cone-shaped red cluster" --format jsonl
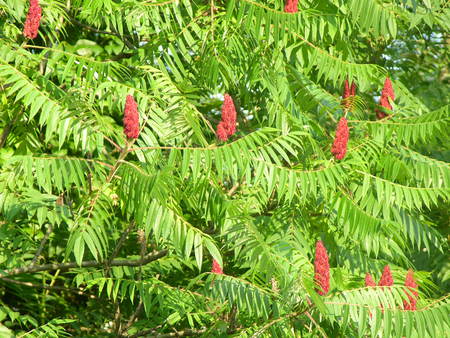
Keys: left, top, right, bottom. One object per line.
{"left": 216, "top": 122, "right": 228, "bottom": 142}
{"left": 365, "top": 272, "right": 376, "bottom": 318}
{"left": 284, "top": 0, "right": 299, "bottom": 13}
{"left": 123, "top": 95, "right": 140, "bottom": 139}
{"left": 381, "top": 77, "right": 395, "bottom": 101}
{"left": 342, "top": 79, "right": 357, "bottom": 110}
{"left": 378, "top": 265, "right": 393, "bottom": 286}
{"left": 365, "top": 273, "right": 376, "bottom": 287}
{"left": 314, "top": 240, "right": 330, "bottom": 295}
{"left": 343, "top": 79, "right": 350, "bottom": 99}
{"left": 376, "top": 77, "right": 395, "bottom": 119}
{"left": 342, "top": 79, "right": 357, "bottom": 99}
{"left": 23, "top": 0, "right": 42, "bottom": 39}
{"left": 331, "top": 117, "right": 349, "bottom": 160}
{"left": 216, "top": 94, "right": 237, "bottom": 141}
{"left": 350, "top": 82, "right": 357, "bottom": 96}
{"left": 211, "top": 259, "right": 223, "bottom": 274}
{"left": 403, "top": 270, "right": 418, "bottom": 311}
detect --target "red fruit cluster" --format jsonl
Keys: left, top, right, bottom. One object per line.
{"left": 331, "top": 117, "right": 349, "bottom": 160}
{"left": 123, "top": 95, "right": 140, "bottom": 139}
{"left": 365, "top": 266, "right": 420, "bottom": 311}
{"left": 381, "top": 77, "right": 395, "bottom": 101}
{"left": 211, "top": 259, "right": 223, "bottom": 274}
{"left": 378, "top": 265, "right": 393, "bottom": 286}
{"left": 216, "top": 94, "right": 237, "bottom": 141}
{"left": 23, "top": 0, "right": 42, "bottom": 39}
{"left": 314, "top": 240, "right": 330, "bottom": 295}
{"left": 343, "top": 79, "right": 350, "bottom": 99}
{"left": 284, "top": 0, "right": 299, "bottom": 13}
{"left": 403, "top": 270, "right": 418, "bottom": 311}
{"left": 216, "top": 121, "right": 228, "bottom": 142}
{"left": 365, "top": 273, "right": 376, "bottom": 317}
{"left": 351, "top": 82, "right": 357, "bottom": 97}
{"left": 365, "top": 273, "right": 376, "bottom": 287}
{"left": 376, "top": 77, "right": 395, "bottom": 119}
{"left": 342, "top": 79, "right": 357, "bottom": 110}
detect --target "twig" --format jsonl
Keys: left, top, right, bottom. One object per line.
{"left": 0, "top": 277, "right": 96, "bottom": 299}
{"left": 0, "top": 250, "right": 168, "bottom": 278}
{"left": 0, "top": 109, "right": 24, "bottom": 148}
{"left": 104, "top": 135, "right": 123, "bottom": 152}
{"left": 129, "top": 328, "right": 207, "bottom": 338}
{"left": 251, "top": 307, "right": 313, "bottom": 337}
{"left": 227, "top": 182, "right": 240, "bottom": 196}
{"left": 105, "top": 221, "right": 136, "bottom": 276}
{"left": 30, "top": 224, "right": 53, "bottom": 266}
{"left": 118, "top": 229, "right": 147, "bottom": 335}
{"left": 114, "top": 302, "right": 122, "bottom": 336}
{"left": 119, "top": 301, "right": 143, "bottom": 336}
{"left": 304, "top": 311, "right": 327, "bottom": 338}
{"left": 68, "top": 15, "right": 135, "bottom": 49}
{"left": 137, "top": 229, "right": 147, "bottom": 281}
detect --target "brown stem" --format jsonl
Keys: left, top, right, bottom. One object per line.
{"left": 0, "top": 250, "right": 168, "bottom": 278}
{"left": 227, "top": 182, "right": 240, "bottom": 196}
{"left": 119, "top": 301, "right": 143, "bottom": 336}
{"left": 250, "top": 306, "right": 314, "bottom": 337}
{"left": 0, "top": 110, "right": 24, "bottom": 148}
{"left": 304, "top": 310, "right": 328, "bottom": 338}
{"left": 30, "top": 224, "right": 53, "bottom": 266}
{"left": 0, "top": 277, "right": 96, "bottom": 299}
{"left": 129, "top": 328, "right": 207, "bottom": 338}
{"left": 113, "top": 302, "right": 122, "bottom": 336}
{"left": 105, "top": 221, "right": 136, "bottom": 276}
{"left": 68, "top": 15, "right": 135, "bottom": 49}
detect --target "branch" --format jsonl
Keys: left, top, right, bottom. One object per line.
{"left": 105, "top": 221, "right": 136, "bottom": 276}
{"left": 0, "top": 250, "right": 168, "bottom": 278}
{"left": 0, "top": 277, "right": 96, "bottom": 299}
{"left": 0, "top": 109, "right": 24, "bottom": 148}
{"left": 227, "top": 182, "right": 240, "bottom": 196}
{"left": 250, "top": 306, "right": 314, "bottom": 337}
{"left": 129, "top": 328, "right": 207, "bottom": 338}
{"left": 304, "top": 311, "right": 328, "bottom": 338}
{"left": 120, "top": 301, "right": 143, "bottom": 336}
{"left": 30, "top": 224, "right": 53, "bottom": 266}
{"left": 68, "top": 15, "right": 135, "bottom": 49}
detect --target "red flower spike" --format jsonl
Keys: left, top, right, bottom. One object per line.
{"left": 382, "top": 77, "right": 395, "bottom": 101}
{"left": 380, "top": 95, "right": 393, "bottom": 111}
{"left": 375, "top": 108, "right": 387, "bottom": 120}
{"left": 23, "top": 0, "right": 42, "bottom": 39}
{"left": 378, "top": 265, "right": 393, "bottom": 286}
{"left": 365, "top": 273, "right": 376, "bottom": 287}
{"left": 211, "top": 259, "right": 223, "bottom": 274}
{"left": 342, "top": 79, "right": 351, "bottom": 99}
{"left": 284, "top": 0, "right": 299, "bottom": 13}
{"left": 216, "top": 121, "right": 228, "bottom": 141}
{"left": 403, "top": 270, "right": 418, "bottom": 311}
{"left": 123, "top": 95, "right": 140, "bottom": 139}
{"left": 350, "top": 82, "right": 357, "bottom": 96}
{"left": 365, "top": 272, "right": 376, "bottom": 318}
{"left": 331, "top": 117, "right": 349, "bottom": 160}
{"left": 342, "top": 79, "right": 356, "bottom": 110}
{"left": 314, "top": 240, "right": 330, "bottom": 295}
{"left": 221, "top": 94, "right": 237, "bottom": 137}
{"left": 376, "top": 77, "right": 395, "bottom": 119}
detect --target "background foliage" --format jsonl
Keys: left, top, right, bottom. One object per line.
{"left": 0, "top": 0, "right": 449, "bottom": 336}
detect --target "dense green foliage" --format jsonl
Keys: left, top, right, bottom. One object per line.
{"left": 1, "top": 0, "right": 449, "bottom": 336}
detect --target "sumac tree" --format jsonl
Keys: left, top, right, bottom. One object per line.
{"left": 0, "top": 0, "right": 449, "bottom": 336}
